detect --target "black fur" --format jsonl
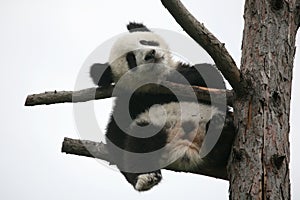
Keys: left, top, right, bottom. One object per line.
{"left": 106, "top": 88, "right": 179, "bottom": 153}
{"left": 90, "top": 63, "right": 113, "bottom": 87}
{"left": 105, "top": 71, "right": 223, "bottom": 189}
{"left": 90, "top": 22, "right": 227, "bottom": 191}
{"left": 126, "top": 51, "right": 137, "bottom": 70}
{"left": 127, "top": 22, "right": 151, "bottom": 32}
{"left": 139, "top": 40, "right": 160, "bottom": 46}
{"left": 167, "top": 63, "right": 225, "bottom": 89}
{"left": 106, "top": 88, "right": 180, "bottom": 188}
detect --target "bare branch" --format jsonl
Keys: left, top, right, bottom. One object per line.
{"left": 25, "top": 82, "right": 234, "bottom": 107}
{"left": 61, "top": 110, "right": 235, "bottom": 181}
{"left": 62, "top": 137, "right": 111, "bottom": 163}
{"left": 296, "top": 0, "right": 300, "bottom": 29}
{"left": 25, "top": 86, "right": 114, "bottom": 106}
{"left": 161, "top": 0, "right": 247, "bottom": 95}
{"left": 62, "top": 137, "right": 230, "bottom": 180}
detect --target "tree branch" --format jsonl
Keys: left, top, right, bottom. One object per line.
{"left": 62, "top": 137, "right": 111, "bottom": 162}
{"left": 25, "top": 82, "right": 234, "bottom": 107}
{"left": 25, "top": 86, "right": 114, "bottom": 106}
{"left": 161, "top": 0, "right": 247, "bottom": 95}
{"left": 61, "top": 109, "right": 235, "bottom": 181}
{"left": 62, "top": 137, "right": 230, "bottom": 180}
{"left": 296, "top": 0, "right": 300, "bottom": 29}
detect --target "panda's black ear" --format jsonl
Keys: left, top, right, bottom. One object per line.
{"left": 127, "top": 22, "right": 151, "bottom": 32}
{"left": 90, "top": 63, "right": 113, "bottom": 87}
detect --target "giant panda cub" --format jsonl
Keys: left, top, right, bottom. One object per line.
{"left": 90, "top": 22, "right": 227, "bottom": 191}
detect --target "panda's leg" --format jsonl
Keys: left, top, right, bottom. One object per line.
{"left": 106, "top": 134, "right": 162, "bottom": 191}
{"left": 121, "top": 122, "right": 166, "bottom": 191}
{"left": 205, "top": 111, "right": 226, "bottom": 135}
{"left": 121, "top": 138, "right": 163, "bottom": 191}
{"left": 121, "top": 145, "right": 162, "bottom": 191}
{"left": 121, "top": 170, "right": 162, "bottom": 191}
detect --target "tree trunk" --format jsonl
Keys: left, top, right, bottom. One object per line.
{"left": 228, "top": 0, "right": 299, "bottom": 199}
{"left": 24, "top": 0, "right": 300, "bottom": 198}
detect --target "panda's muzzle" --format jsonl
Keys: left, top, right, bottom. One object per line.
{"left": 144, "top": 50, "right": 156, "bottom": 61}
{"left": 144, "top": 50, "right": 164, "bottom": 63}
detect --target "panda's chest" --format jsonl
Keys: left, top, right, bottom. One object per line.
{"left": 129, "top": 101, "right": 216, "bottom": 169}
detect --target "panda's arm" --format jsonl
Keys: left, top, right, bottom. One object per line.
{"left": 167, "top": 63, "right": 226, "bottom": 89}
{"left": 90, "top": 63, "right": 113, "bottom": 87}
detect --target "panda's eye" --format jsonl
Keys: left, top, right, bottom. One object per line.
{"left": 144, "top": 50, "right": 156, "bottom": 61}
{"left": 140, "top": 40, "right": 159, "bottom": 46}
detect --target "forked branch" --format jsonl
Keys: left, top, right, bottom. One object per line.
{"left": 161, "top": 0, "right": 246, "bottom": 95}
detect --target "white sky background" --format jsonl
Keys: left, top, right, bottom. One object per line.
{"left": 0, "top": 0, "right": 299, "bottom": 199}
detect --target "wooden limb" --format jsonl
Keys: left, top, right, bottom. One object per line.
{"left": 61, "top": 134, "right": 231, "bottom": 181}
{"left": 62, "top": 108, "right": 235, "bottom": 181}
{"left": 25, "top": 86, "right": 114, "bottom": 106}
{"left": 62, "top": 137, "right": 111, "bottom": 163}
{"left": 161, "top": 0, "right": 247, "bottom": 95}
{"left": 296, "top": 0, "right": 300, "bottom": 29}
{"left": 24, "top": 82, "right": 234, "bottom": 107}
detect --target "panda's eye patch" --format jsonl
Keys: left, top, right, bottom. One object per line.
{"left": 140, "top": 40, "right": 159, "bottom": 46}
{"left": 126, "top": 51, "right": 137, "bottom": 70}
{"left": 144, "top": 50, "right": 156, "bottom": 61}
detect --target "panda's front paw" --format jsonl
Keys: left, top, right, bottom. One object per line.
{"left": 206, "top": 112, "right": 226, "bottom": 134}
{"left": 134, "top": 172, "right": 162, "bottom": 191}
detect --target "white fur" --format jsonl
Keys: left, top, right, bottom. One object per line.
{"left": 134, "top": 102, "right": 218, "bottom": 129}
{"left": 107, "top": 32, "right": 176, "bottom": 92}
{"left": 113, "top": 62, "right": 172, "bottom": 93}
{"left": 102, "top": 24, "right": 226, "bottom": 191}
{"left": 135, "top": 173, "right": 162, "bottom": 191}
{"left": 109, "top": 32, "right": 171, "bottom": 65}
{"left": 132, "top": 102, "right": 225, "bottom": 171}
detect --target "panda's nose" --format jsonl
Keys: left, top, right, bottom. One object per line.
{"left": 144, "top": 49, "right": 156, "bottom": 61}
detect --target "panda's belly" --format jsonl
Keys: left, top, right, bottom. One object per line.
{"left": 131, "top": 101, "right": 223, "bottom": 171}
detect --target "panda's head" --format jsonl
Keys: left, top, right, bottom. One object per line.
{"left": 90, "top": 23, "right": 176, "bottom": 91}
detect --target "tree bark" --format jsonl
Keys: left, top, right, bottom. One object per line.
{"left": 228, "top": 0, "right": 299, "bottom": 199}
